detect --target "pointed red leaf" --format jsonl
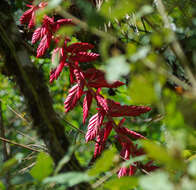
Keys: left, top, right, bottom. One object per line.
{"left": 84, "top": 68, "right": 124, "bottom": 88}
{"left": 66, "top": 42, "right": 94, "bottom": 53}
{"left": 118, "top": 167, "right": 129, "bottom": 178}
{"left": 20, "top": 6, "right": 36, "bottom": 28}
{"left": 85, "top": 111, "right": 104, "bottom": 142}
{"left": 49, "top": 61, "right": 65, "bottom": 83}
{"left": 32, "top": 27, "right": 41, "bottom": 44}
{"left": 93, "top": 121, "right": 113, "bottom": 158}
{"left": 36, "top": 34, "right": 51, "bottom": 57}
{"left": 54, "top": 19, "right": 74, "bottom": 31}
{"left": 70, "top": 52, "right": 99, "bottom": 62}
{"left": 83, "top": 91, "right": 93, "bottom": 124}
{"left": 117, "top": 127, "right": 146, "bottom": 140}
{"left": 97, "top": 98, "right": 151, "bottom": 117}
{"left": 64, "top": 84, "right": 83, "bottom": 112}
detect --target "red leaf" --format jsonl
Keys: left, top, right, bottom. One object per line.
{"left": 83, "top": 91, "right": 93, "bottom": 124}
{"left": 118, "top": 167, "right": 129, "bottom": 178}
{"left": 93, "top": 121, "right": 113, "bottom": 158}
{"left": 117, "top": 127, "right": 146, "bottom": 140}
{"left": 69, "top": 65, "right": 75, "bottom": 84}
{"left": 20, "top": 2, "right": 47, "bottom": 29}
{"left": 118, "top": 165, "right": 136, "bottom": 178}
{"left": 70, "top": 52, "right": 99, "bottom": 62}
{"left": 20, "top": 5, "right": 36, "bottom": 28}
{"left": 32, "top": 27, "right": 41, "bottom": 44}
{"left": 64, "top": 84, "right": 83, "bottom": 112}
{"left": 49, "top": 61, "right": 65, "bottom": 83}
{"left": 54, "top": 19, "right": 74, "bottom": 31}
{"left": 85, "top": 111, "right": 104, "bottom": 142}
{"left": 84, "top": 68, "right": 124, "bottom": 88}
{"left": 66, "top": 42, "right": 94, "bottom": 53}
{"left": 36, "top": 34, "right": 51, "bottom": 57}
{"left": 97, "top": 97, "right": 151, "bottom": 117}
{"left": 96, "top": 95, "right": 109, "bottom": 112}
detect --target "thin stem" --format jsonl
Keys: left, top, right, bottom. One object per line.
{"left": 0, "top": 136, "right": 41, "bottom": 152}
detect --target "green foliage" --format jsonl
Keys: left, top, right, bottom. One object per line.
{"left": 30, "top": 152, "right": 54, "bottom": 182}
{"left": 43, "top": 172, "right": 92, "bottom": 186}
{"left": 104, "top": 176, "right": 138, "bottom": 190}
{"left": 139, "top": 171, "right": 174, "bottom": 190}
{"left": 88, "top": 146, "right": 117, "bottom": 176}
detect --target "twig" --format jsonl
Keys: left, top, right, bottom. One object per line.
{"left": 141, "top": 17, "right": 148, "bottom": 33}
{"left": 92, "top": 166, "right": 120, "bottom": 189}
{"left": 58, "top": 115, "right": 100, "bottom": 144}
{"left": 0, "top": 136, "right": 41, "bottom": 152}
{"left": 16, "top": 129, "right": 38, "bottom": 143}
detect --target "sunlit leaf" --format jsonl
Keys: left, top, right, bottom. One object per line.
{"left": 30, "top": 152, "right": 54, "bottom": 181}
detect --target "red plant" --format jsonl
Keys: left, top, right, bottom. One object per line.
{"left": 20, "top": 1, "right": 158, "bottom": 178}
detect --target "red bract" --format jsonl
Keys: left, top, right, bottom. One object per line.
{"left": 118, "top": 166, "right": 136, "bottom": 178}
{"left": 49, "top": 61, "right": 65, "bottom": 83}
{"left": 49, "top": 43, "right": 99, "bottom": 83}
{"left": 96, "top": 95, "right": 151, "bottom": 117}
{"left": 32, "top": 16, "right": 73, "bottom": 57}
{"left": 116, "top": 125, "right": 146, "bottom": 140}
{"left": 64, "top": 84, "right": 83, "bottom": 112}
{"left": 20, "top": 2, "right": 48, "bottom": 29}
{"left": 94, "top": 121, "right": 113, "bottom": 158}
{"left": 83, "top": 91, "right": 93, "bottom": 124}
{"left": 84, "top": 68, "right": 124, "bottom": 88}
{"left": 85, "top": 111, "right": 105, "bottom": 142}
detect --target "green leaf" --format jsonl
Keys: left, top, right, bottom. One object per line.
{"left": 0, "top": 181, "right": 5, "bottom": 190}
{"left": 106, "top": 55, "right": 130, "bottom": 83}
{"left": 139, "top": 171, "right": 174, "bottom": 190}
{"left": 54, "top": 146, "right": 76, "bottom": 175}
{"left": 104, "top": 176, "right": 138, "bottom": 190}
{"left": 142, "top": 140, "right": 184, "bottom": 170}
{"left": 88, "top": 146, "right": 117, "bottom": 176}
{"left": 100, "top": 0, "right": 135, "bottom": 20}
{"left": 129, "top": 74, "right": 157, "bottom": 104}
{"left": 188, "top": 159, "right": 196, "bottom": 177}
{"left": 43, "top": 172, "right": 92, "bottom": 186}
{"left": 30, "top": 152, "right": 54, "bottom": 181}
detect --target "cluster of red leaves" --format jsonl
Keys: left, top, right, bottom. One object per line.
{"left": 20, "top": 1, "right": 158, "bottom": 178}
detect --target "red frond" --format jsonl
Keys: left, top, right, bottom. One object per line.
{"left": 64, "top": 84, "right": 83, "bottom": 112}
{"left": 83, "top": 91, "right": 93, "bottom": 124}
{"left": 20, "top": 6, "right": 35, "bottom": 27}
{"left": 85, "top": 111, "right": 105, "bottom": 142}
{"left": 104, "top": 99, "right": 151, "bottom": 117}
{"left": 84, "top": 68, "right": 124, "bottom": 88}
{"left": 32, "top": 27, "right": 41, "bottom": 44}
{"left": 93, "top": 121, "right": 113, "bottom": 158}
{"left": 49, "top": 61, "right": 65, "bottom": 83}
{"left": 70, "top": 52, "right": 99, "bottom": 62}
{"left": 117, "top": 127, "right": 146, "bottom": 140}
{"left": 36, "top": 34, "right": 51, "bottom": 57}
{"left": 66, "top": 42, "right": 94, "bottom": 53}
{"left": 55, "top": 19, "right": 74, "bottom": 31}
